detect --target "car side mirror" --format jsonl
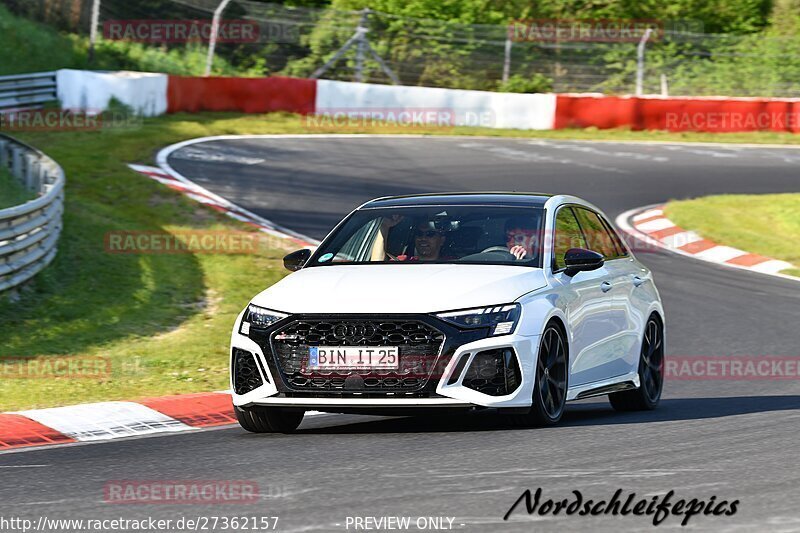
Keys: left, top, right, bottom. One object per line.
{"left": 283, "top": 249, "right": 311, "bottom": 271}
{"left": 563, "top": 248, "right": 604, "bottom": 277}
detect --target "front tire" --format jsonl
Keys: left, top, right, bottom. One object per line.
{"left": 510, "top": 323, "right": 568, "bottom": 427}
{"left": 609, "top": 315, "right": 664, "bottom": 411}
{"left": 234, "top": 405, "right": 305, "bottom": 433}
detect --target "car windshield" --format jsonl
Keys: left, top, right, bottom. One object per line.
{"left": 309, "top": 205, "right": 544, "bottom": 267}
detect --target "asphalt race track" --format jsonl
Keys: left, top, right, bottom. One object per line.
{"left": 2, "top": 136, "right": 799, "bottom": 532}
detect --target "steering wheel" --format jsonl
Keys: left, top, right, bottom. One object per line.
{"left": 480, "top": 246, "right": 511, "bottom": 254}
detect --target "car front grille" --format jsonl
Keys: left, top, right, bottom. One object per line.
{"left": 269, "top": 318, "right": 446, "bottom": 393}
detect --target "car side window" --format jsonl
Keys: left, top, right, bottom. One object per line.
{"left": 599, "top": 215, "right": 629, "bottom": 258}
{"left": 574, "top": 208, "right": 618, "bottom": 259}
{"left": 553, "top": 207, "right": 587, "bottom": 271}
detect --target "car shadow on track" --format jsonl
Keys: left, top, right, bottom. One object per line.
{"left": 296, "top": 395, "right": 800, "bottom": 434}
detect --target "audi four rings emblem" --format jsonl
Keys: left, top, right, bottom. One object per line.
{"left": 333, "top": 323, "right": 377, "bottom": 342}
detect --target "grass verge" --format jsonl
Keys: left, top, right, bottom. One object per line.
{"left": 664, "top": 194, "right": 800, "bottom": 278}
{"left": 3, "top": 112, "right": 800, "bottom": 412}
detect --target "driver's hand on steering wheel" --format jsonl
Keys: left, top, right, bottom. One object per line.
{"left": 509, "top": 245, "right": 527, "bottom": 260}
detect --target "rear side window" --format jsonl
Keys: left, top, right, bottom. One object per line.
{"left": 573, "top": 208, "right": 619, "bottom": 259}
{"left": 553, "top": 207, "right": 587, "bottom": 270}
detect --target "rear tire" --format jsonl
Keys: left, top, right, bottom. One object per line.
{"left": 510, "top": 323, "right": 568, "bottom": 427}
{"left": 609, "top": 315, "right": 664, "bottom": 411}
{"left": 234, "top": 405, "right": 305, "bottom": 433}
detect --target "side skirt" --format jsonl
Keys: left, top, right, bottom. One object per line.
{"left": 566, "top": 371, "right": 640, "bottom": 401}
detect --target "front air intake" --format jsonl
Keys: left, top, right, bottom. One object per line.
{"left": 462, "top": 348, "right": 521, "bottom": 396}
{"left": 232, "top": 348, "right": 264, "bottom": 395}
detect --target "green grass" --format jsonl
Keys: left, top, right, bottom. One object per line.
{"left": 0, "top": 113, "right": 305, "bottom": 411}
{"left": 665, "top": 194, "right": 800, "bottom": 278}
{"left": 0, "top": 166, "right": 34, "bottom": 209}
{"left": 4, "top": 111, "right": 800, "bottom": 412}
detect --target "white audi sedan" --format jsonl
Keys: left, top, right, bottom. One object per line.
{"left": 230, "top": 193, "right": 665, "bottom": 432}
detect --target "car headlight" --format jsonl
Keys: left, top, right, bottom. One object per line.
{"left": 239, "top": 305, "right": 288, "bottom": 335}
{"left": 436, "top": 304, "right": 520, "bottom": 336}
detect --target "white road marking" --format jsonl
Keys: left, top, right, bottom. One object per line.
{"left": 171, "top": 146, "right": 265, "bottom": 165}
{"left": 527, "top": 139, "right": 670, "bottom": 162}
{"left": 662, "top": 145, "right": 739, "bottom": 158}
{"left": 457, "top": 142, "right": 629, "bottom": 174}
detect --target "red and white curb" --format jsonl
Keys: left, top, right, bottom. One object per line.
{"left": 616, "top": 205, "right": 797, "bottom": 280}
{"left": 0, "top": 392, "right": 328, "bottom": 451}
{"left": 0, "top": 392, "right": 236, "bottom": 451}
{"left": 128, "top": 163, "right": 317, "bottom": 249}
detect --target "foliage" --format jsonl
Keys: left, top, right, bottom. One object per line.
{"left": 498, "top": 74, "right": 553, "bottom": 93}
{"left": 0, "top": 4, "right": 260, "bottom": 76}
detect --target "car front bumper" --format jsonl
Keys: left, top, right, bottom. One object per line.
{"left": 230, "top": 312, "right": 540, "bottom": 411}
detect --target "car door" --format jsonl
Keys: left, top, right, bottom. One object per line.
{"left": 573, "top": 207, "right": 640, "bottom": 379}
{"left": 599, "top": 212, "right": 651, "bottom": 372}
{"left": 550, "top": 206, "right": 616, "bottom": 387}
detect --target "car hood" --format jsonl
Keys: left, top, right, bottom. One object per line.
{"left": 251, "top": 264, "right": 547, "bottom": 314}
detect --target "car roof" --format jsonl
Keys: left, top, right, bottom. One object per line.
{"left": 362, "top": 192, "right": 554, "bottom": 209}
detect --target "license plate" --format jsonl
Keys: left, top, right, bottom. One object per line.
{"left": 308, "top": 346, "right": 399, "bottom": 370}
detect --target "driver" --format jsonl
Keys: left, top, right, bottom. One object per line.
{"left": 505, "top": 217, "right": 539, "bottom": 260}
{"left": 377, "top": 217, "right": 450, "bottom": 262}
{"left": 411, "top": 223, "right": 447, "bottom": 261}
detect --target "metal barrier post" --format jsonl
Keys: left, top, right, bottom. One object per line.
{"left": 205, "top": 0, "right": 233, "bottom": 76}
{"left": 635, "top": 28, "right": 654, "bottom": 96}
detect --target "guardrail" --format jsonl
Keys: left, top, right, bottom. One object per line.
{"left": 0, "top": 134, "right": 64, "bottom": 294}
{"left": 0, "top": 72, "right": 58, "bottom": 112}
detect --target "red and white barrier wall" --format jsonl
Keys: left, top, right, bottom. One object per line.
{"left": 315, "top": 79, "right": 557, "bottom": 130}
{"left": 54, "top": 69, "right": 800, "bottom": 133}
{"left": 167, "top": 75, "right": 316, "bottom": 114}
{"left": 556, "top": 93, "right": 800, "bottom": 133}
{"left": 57, "top": 69, "right": 169, "bottom": 116}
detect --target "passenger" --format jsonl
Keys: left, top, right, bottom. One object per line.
{"left": 505, "top": 217, "right": 539, "bottom": 260}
